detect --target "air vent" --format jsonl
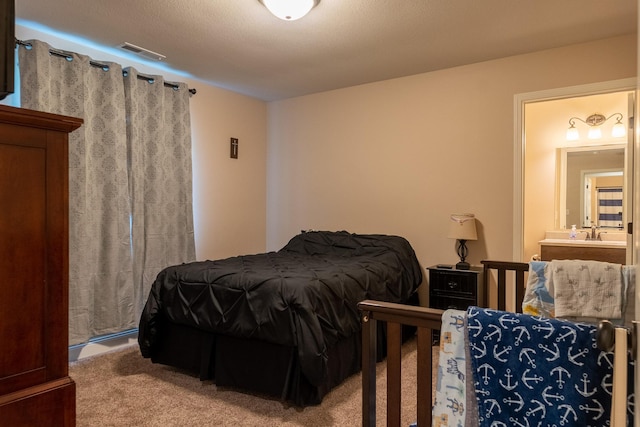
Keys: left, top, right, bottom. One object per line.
{"left": 118, "top": 42, "right": 166, "bottom": 61}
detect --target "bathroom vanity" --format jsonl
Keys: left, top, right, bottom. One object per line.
{"left": 539, "top": 230, "right": 626, "bottom": 264}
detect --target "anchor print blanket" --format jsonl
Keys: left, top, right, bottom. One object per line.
{"left": 467, "top": 306, "right": 634, "bottom": 426}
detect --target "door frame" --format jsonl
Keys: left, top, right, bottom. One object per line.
{"left": 513, "top": 77, "right": 636, "bottom": 262}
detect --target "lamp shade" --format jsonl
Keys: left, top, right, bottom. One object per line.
{"left": 260, "top": 0, "right": 317, "bottom": 20}
{"left": 566, "top": 126, "right": 579, "bottom": 141}
{"left": 612, "top": 121, "right": 626, "bottom": 138}
{"left": 448, "top": 213, "right": 477, "bottom": 241}
{"left": 587, "top": 127, "right": 602, "bottom": 139}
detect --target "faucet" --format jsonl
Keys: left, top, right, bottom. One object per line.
{"left": 586, "top": 224, "right": 600, "bottom": 241}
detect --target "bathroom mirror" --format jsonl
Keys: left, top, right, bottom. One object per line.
{"left": 557, "top": 144, "right": 625, "bottom": 230}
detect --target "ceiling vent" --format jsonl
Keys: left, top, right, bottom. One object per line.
{"left": 118, "top": 42, "right": 166, "bottom": 61}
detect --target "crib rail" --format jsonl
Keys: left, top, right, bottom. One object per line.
{"left": 481, "top": 260, "right": 528, "bottom": 312}
{"left": 358, "top": 300, "right": 444, "bottom": 427}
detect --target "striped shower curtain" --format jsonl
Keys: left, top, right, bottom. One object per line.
{"left": 598, "top": 187, "right": 623, "bottom": 229}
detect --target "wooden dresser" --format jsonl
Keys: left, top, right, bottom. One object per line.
{"left": 0, "top": 105, "right": 82, "bottom": 426}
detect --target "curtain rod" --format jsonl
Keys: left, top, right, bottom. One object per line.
{"left": 16, "top": 39, "right": 197, "bottom": 96}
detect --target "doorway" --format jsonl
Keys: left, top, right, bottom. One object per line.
{"left": 513, "top": 78, "right": 636, "bottom": 264}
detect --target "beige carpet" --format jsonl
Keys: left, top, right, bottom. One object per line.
{"left": 70, "top": 338, "right": 435, "bottom": 426}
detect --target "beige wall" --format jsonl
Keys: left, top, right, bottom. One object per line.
{"left": 12, "top": 25, "right": 268, "bottom": 262}
{"left": 266, "top": 34, "right": 636, "bottom": 303}
{"left": 190, "top": 83, "right": 267, "bottom": 260}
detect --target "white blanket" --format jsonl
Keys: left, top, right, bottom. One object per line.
{"left": 550, "top": 259, "right": 623, "bottom": 319}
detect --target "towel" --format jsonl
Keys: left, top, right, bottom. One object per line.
{"left": 550, "top": 260, "right": 623, "bottom": 319}
{"left": 467, "top": 306, "right": 635, "bottom": 426}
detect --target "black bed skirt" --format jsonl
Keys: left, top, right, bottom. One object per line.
{"left": 150, "top": 322, "right": 388, "bottom": 406}
{"left": 147, "top": 295, "right": 419, "bottom": 407}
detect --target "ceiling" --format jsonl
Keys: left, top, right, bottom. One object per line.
{"left": 16, "top": 0, "right": 638, "bottom": 101}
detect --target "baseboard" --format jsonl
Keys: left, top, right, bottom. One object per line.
{"left": 69, "top": 329, "right": 138, "bottom": 363}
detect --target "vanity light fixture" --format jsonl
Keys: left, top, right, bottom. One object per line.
{"left": 566, "top": 112, "right": 626, "bottom": 141}
{"left": 447, "top": 213, "right": 477, "bottom": 270}
{"left": 259, "top": 0, "right": 320, "bottom": 21}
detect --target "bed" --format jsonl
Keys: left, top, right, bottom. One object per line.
{"left": 138, "top": 230, "right": 423, "bottom": 406}
{"left": 360, "top": 259, "right": 636, "bottom": 426}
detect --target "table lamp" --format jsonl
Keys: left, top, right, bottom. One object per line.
{"left": 448, "top": 213, "right": 477, "bottom": 270}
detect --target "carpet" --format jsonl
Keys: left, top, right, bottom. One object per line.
{"left": 70, "top": 337, "right": 432, "bottom": 426}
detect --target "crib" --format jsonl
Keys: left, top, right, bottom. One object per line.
{"left": 359, "top": 259, "right": 636, "bottom": 427}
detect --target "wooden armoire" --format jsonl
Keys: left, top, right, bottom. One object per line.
{"left": 0, "top": 105, "right": 82, "bottom": 426}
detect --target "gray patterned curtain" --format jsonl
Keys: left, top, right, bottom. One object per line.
{"left": 18, "top": 40, "right": 195, "bottom": 345}
{"left": 123, "top": 68, "right": 195, "bottom": 313}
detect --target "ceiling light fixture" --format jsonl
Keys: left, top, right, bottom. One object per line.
{"left": 259, "top": 0, "right": 320, "bottom": 21}
{"left": 566, "top": 112, "right": 626, "bottom": 141}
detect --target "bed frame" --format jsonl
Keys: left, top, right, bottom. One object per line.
{"left": 359, "top": 260, "right": 528, "bottom": 427}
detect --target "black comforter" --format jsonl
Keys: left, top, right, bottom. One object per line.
{"left": 138, "top": 231, "right": 422, "bottom": 386}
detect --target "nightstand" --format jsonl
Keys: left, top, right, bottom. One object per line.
{"left": 428, "top": 265, "right": 484, "bottom": 342}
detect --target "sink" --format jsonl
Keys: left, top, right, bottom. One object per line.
{"left": 543, "top": 230, "right": 626, "bottom": 243}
